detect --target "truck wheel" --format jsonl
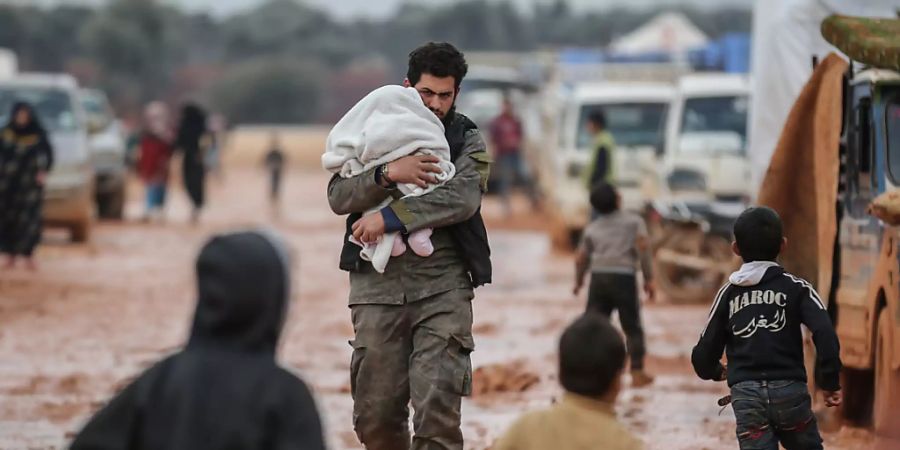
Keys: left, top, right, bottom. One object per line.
{"left": 70, "top": 219, "right": 91, "bottom": 243}
{"left": 839, "top": 367, "right": 873, "bottom": 425}
{"left": 874, "top": 311, "right": 900, "bottom": 437}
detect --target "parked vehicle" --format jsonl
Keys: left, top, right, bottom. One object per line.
{"left": 80, "top": 88, "right": 127, "bottom": 219}
{"left": 538, "top": 81, "right": 674, "bottom": 247}
{"left": 831, "top": 64, "right": 900, "bottom": 436}
{"left": 655, "top": 73, "right": 752, "bottom": 203}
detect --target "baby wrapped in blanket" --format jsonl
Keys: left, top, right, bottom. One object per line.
{"left": 322, "top": 85, "right": 454, "bottom": 273}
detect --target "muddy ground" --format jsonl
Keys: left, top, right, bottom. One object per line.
{"left": 0, "top": 167, "right": 888, "bottom": 449}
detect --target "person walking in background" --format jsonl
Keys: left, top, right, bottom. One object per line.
{"left": 493, "top": 313, "right": 643, "bottom": 450}
{"left": 175, "top": 103, "right": 209, "bottom": 224}
{"left": 489, "top": 96, "right": 538, "bottom": 216}
{"left": 264, "top": 133, "right": 286, "bottom": 209}
{"left": 206, "top": 113, "right": 227, "bottom": 182}
{"left": 137, "top": 101, "right": 173, "bottom": 223}
{"left": 0, "top": 102, "right": 54, "bottom": 271}
{"left": 574, "top": 182, "right": 655, "bottom": 387}
{"left": 584, "top": 111, "right": 616, "bottom": 194}
{"left": 70, "top": 230, "right": 326, "bottom": 450}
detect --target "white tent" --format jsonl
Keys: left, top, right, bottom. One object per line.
{"left": 747, "top": 0, "right": 897, "bottom": 193}
{"left": 609, "top": 12, "right": 709, "bottom": 54}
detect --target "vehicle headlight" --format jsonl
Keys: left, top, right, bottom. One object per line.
{"left": 667, "top": 168, "right": 707, "bottom": 192}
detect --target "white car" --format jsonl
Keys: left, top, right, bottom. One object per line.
{"left": 0, "top": 74, "right": 93, "bottom": 241}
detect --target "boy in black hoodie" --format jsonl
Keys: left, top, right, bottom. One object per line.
{"left": 70, "top": 230, "right": 326, "bottom": 450}
{"left": 691, "top": 207, "right": 842, "bottom": 450}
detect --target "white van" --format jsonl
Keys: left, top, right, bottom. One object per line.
{"left": 0, "top": 73, "right": 94, "bottom": 241}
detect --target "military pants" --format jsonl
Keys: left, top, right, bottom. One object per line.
{"left": 349, "top": 288, "right": 475, "bottom": 450}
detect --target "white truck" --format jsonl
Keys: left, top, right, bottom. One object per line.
{"left": 644, "top": 73, "right": 751, "bottom": 303}
{"left": 538, "top": 81, "right": 674, "bottom": 247}
{"left": 656, "top": 73, "right": 752, "bottom": 203}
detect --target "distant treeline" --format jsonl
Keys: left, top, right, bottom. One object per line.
{"left": 0, "top": 0, "right": 751, "bottom": 124}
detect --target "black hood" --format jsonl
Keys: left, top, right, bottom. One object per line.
{"left": 188, "top": 229, "right": 291, "bottom": 354}
{"left": 6, "top": 101, "right": 47, "bottom": 137}
{"left": 176, "top": 103, "right": 207, "bottom": 148}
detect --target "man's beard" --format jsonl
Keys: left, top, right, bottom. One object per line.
{"left": 434, "top": 104, "right": 457, "bottom": 126}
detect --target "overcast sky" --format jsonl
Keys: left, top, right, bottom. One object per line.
{"left": 7, "top": 0, "right": 753, "bottom": 20}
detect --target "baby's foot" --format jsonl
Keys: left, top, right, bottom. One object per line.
{"left": 408, "top": 229, "right": 434, "bottom": 257}
{"left": 391, "top": 236, "right": 407, "bottom": 256}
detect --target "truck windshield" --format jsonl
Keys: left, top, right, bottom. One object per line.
{"left": 678, "top": 95, "right": 748, "bottom": 156}
{"left": 888, "top": 94, "right": 900, "bottom": 184}
{"left": 577, "top": 102, "right": 667, "bottom": 150}
{"left": 0, "top": 86, "right": 79, "bottom": 132}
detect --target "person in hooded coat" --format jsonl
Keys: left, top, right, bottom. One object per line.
{"left": 175, "top": 103, "right": 208, "bottom": 223}
{"left": 0, "top": 102, "right": 54, "bottom": 270}
{"left": 69, "top": 230, "right": 326, "bottom": 450}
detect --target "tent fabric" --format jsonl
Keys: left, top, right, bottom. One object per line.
{"left": 757, "top": 53, "right": 847, "bottom": 303}
{"left": 609, "top": 12, "right": 708, "bottom": 54}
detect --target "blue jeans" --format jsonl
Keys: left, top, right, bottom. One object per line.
{"left": 145, "top": 183, "right": 166, "bottom": 210}
{"left": 730, "top": 380, "right": 823, "bottom": 450}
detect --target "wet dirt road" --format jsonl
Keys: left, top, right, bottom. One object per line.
{"left": 0, "top": 168, "right": 885, "bottom": 449}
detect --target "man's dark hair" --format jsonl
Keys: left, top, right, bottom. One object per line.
{"left": 590, "top": 182, "right": 618, "bottom": 214}
{"left": 733, "top": 206, "right": 784, "bottom": 262}
{"left": 587, "top": 111, "right": 606, "bottom": 129}
{"left": 559, "top": 313, "right": 626, "bottom": 397}
{"left": 407, "top": 42, "right": 468, "bottom": 89}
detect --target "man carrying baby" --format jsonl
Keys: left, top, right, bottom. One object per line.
{"left": 326, "top": 42, "right": 492, "bottom": 450}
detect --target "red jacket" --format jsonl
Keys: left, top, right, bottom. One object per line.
{"left": 489, "top": 113, "right": 523, "bottom": 156}
{"left": 138, "top": 133, "right": 173, "bottom": 183}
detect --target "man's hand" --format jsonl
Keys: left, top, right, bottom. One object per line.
{"left": 352, "top": 213, "right": 387, "bottom": 244}
{"left": 386, "top": 155, "right": 443, "bottom": 188}
{"left": 823, "top": 390, "right": 842, "bottom": 407}
{"left": 644, "top": 280, "right": 656, "bottom": 302}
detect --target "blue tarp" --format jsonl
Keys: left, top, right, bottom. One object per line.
{"left": 557, "top": 32, "right": 751, "bottom": 74}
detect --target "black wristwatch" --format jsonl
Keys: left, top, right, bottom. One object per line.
{"left": 377, "top": 164, "right": 395, "bottom": 187}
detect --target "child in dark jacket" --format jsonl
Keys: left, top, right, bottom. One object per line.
{"left": 70, "top": 230, "right": 326, "bottom": 450}
{"left": 574, "top": 182, "right": 655, "bottom": 387}
{"left": 692, "top": 206, "right": 842, "bottom": 450}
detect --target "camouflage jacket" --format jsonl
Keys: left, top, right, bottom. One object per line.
{"left": 327, "top": 113, "right": 492, "bottom": 305}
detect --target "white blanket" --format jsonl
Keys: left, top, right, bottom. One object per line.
{"left": 323, "top": 85, "right": 455, "bottom": 272}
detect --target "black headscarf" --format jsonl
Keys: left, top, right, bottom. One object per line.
{"left": 70, "top": 230, "right": 326, "bottom": 450}
{"left": 176, "top": 103, "right": 207, "bottom": 150}
{"left": 6, "top": 102, "right": 47, "bottom": 137}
